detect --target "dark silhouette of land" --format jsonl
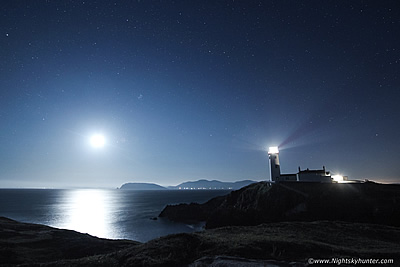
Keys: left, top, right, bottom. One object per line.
{"left": 119, "top": 182, "right": 167, "bottom": 190}
{"left": 160, "top": 181, "right": 400, "bottom": 228}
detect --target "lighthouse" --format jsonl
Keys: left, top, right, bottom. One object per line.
{"left": 268, "top": 146, "right": 281, "bottom": 182}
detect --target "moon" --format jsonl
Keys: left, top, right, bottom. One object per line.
{"left": 90, "top": 134, "right": 105, "bottom": 148}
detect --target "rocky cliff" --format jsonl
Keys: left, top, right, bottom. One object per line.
{"left": 0, "top": 217, "right": 137, "bottom": 265}
{"left": 159, "top": 181, "right": 400, "bottom": 228}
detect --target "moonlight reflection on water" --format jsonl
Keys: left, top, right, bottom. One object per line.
{"left": 59, "top": 189, "right": 114, "bottom": 238}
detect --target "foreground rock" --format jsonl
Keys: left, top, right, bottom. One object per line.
{"left": 1, "top": 217, "right": 400, "bottom": 266}
{"left": 159, "top": 181, "right": 400, "bottom": 228}
{"left": 0, "top": 217, "right": 137, "bottom": 266}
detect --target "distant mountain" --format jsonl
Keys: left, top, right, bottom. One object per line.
{"left": 120, "top": 183, "right": 167, "bottom": 190}
{"left": 168, "top": 179, "right": 256, "bottom": 190}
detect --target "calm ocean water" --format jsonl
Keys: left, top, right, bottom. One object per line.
{"left": 0, "top": 189, "right": 230, "bottom": 242}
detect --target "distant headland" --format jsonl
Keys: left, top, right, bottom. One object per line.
{"left": 119, "top": 182, "right": 167, "bottom": 190}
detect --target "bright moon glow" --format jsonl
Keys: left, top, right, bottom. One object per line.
{"left": 90, "top": 134, "right": 105, "bottom": 148}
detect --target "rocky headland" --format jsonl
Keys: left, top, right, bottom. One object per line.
{"left": 119, "top": 182, "right": 167, "bottom": 190}
{"left": 159, "top": 181, "right": 400, "bottom": 229}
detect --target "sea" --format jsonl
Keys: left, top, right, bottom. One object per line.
{"left": 0, "top": 189, "right": 231, "bottom": 242}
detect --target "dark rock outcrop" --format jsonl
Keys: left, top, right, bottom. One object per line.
{"left": 0, "top": 217, "right": 137, "bottom": 265}
{"left": 159, "top": 181, "right": 400, "bottom": 229}
{"left": 159, "top": 194, "right": 226, "bottom": 223}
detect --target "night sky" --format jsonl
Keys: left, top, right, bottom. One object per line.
{"left": 1, "top": 1, "right": 399, "bottom": 188}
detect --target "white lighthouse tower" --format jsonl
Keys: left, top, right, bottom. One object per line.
{"left": 268, "top": 146, "right": 281, "bottom": 182}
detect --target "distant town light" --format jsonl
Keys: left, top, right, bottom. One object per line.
{"left": 268, "top": 146, "right": 279, "bottom": 154}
